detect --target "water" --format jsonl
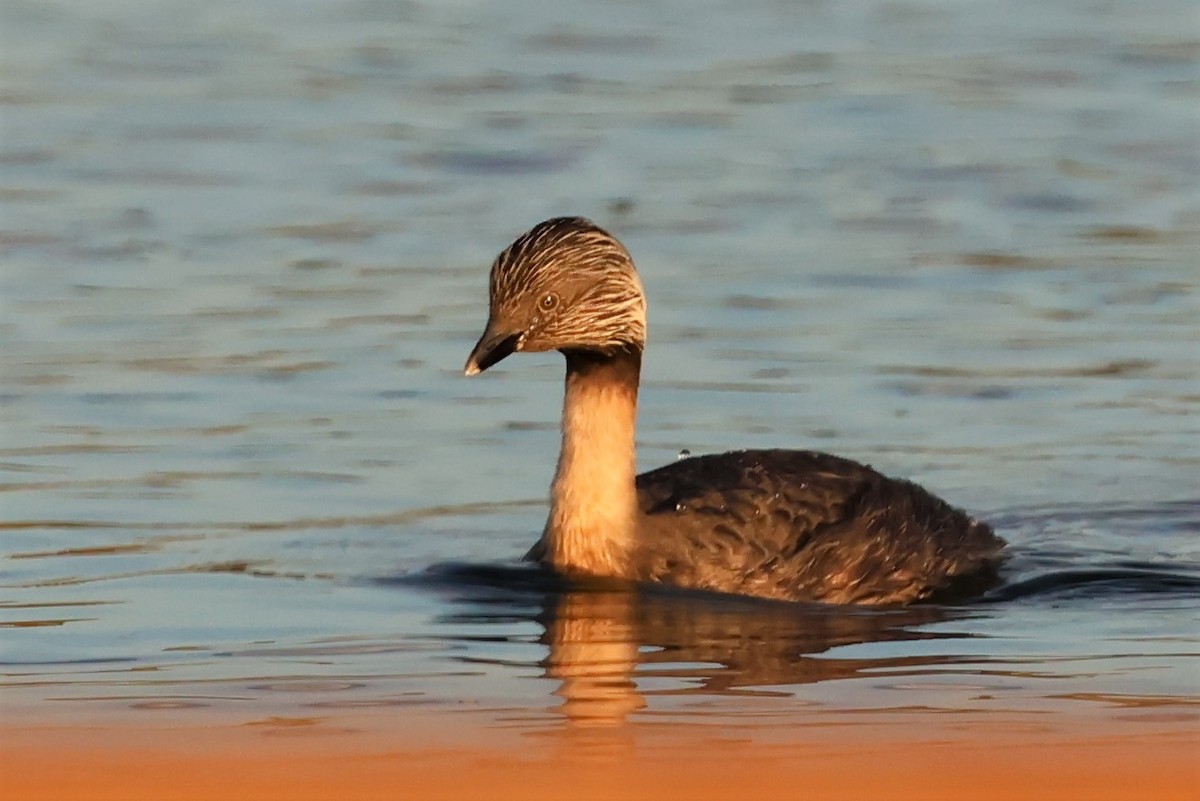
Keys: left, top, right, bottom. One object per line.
{"left": 1, "top": 0, "right": 1198, "bottom": 769}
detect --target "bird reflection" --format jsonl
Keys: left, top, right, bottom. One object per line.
{"left": 416, "top": 564, "right": 975, "bottom": 730}
{"left": 539, "top": 586, "right": 961, "bottom": 725}
{"left": 542, "top": 591, "right": 644, "bottom": 726}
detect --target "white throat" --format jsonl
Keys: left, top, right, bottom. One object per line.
{"left": 541, "top": 351, "right": 641, "bottom": 576}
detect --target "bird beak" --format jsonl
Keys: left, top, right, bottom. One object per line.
{"left": 464, "top": 325, "right": 521, "bottom": 376}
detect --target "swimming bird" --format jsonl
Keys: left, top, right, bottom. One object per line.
{"left": 464, "top": 217, "right": 1005, "bottom": 605}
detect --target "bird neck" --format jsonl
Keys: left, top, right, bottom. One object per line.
{"left": 543, "top": 346, "right": 642, "bottom": 577}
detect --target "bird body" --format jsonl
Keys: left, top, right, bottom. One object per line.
{"left": 631, "top": 448, "right": 999, "bottom": 605}
{"left": 465, "top": 217, "right": 1005, "bottom": 605}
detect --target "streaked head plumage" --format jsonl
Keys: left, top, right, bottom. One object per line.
{"left": 465, "top": 217, "right": 647, "bottom": 376}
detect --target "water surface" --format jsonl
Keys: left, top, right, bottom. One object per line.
{"left": 1, "top": 0, "right": 1198, "bottom": 779}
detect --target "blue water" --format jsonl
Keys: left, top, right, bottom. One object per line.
{"left": 1, "top": 0, "right": 1197, "bottom": 742}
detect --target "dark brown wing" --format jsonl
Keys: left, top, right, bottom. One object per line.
{"left": 633, "top": 449, "right": 1003, "bottom": 605}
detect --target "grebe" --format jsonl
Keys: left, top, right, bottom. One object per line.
{"left": 464, "top": 217, "right": 1004, "bottom": 605}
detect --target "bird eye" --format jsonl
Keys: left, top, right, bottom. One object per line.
{"left": 538, "top": 293, "right": 559, "bottom": 311}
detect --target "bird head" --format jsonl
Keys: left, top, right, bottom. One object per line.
{"left": 464, "top": 217, "right": 647, "bottom": 376}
